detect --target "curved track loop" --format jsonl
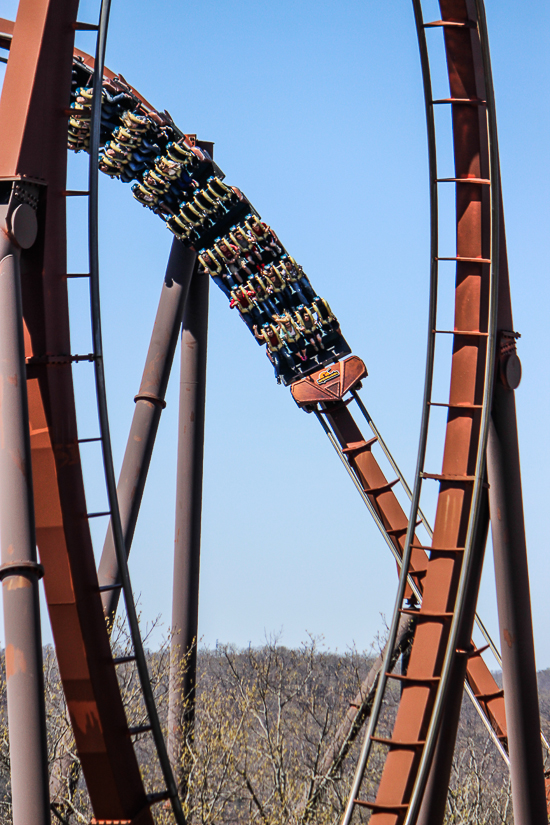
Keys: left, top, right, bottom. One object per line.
{"left": 87, "top": 1, "right": 186, "bottom": 821}
{"left": 0, "top": 7, "right": 167, "bottom": 824}
{"left": 337, "top": 0, "right": 501, "bottom": 821}
{"left": 1, "top": 3, "right": 546, "bottom": 823}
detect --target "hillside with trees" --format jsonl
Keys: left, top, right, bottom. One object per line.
{"left": 0, "top": 626, "right": 547, "bottom": 823}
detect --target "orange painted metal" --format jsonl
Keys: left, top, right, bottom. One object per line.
{"left": 290, "top": 356, "right": 367, "bottom": 405}
{"left": 300, "top": 392, "right": 507, "bottom": 745}
{"left": 292, "top": 354, "right": 507, "bottom": 749}
{"left": 0, "top": 2, "right": 153, "bottom": 821}
{"left": 364, "top": 2, "right": 493, "bottom": 820}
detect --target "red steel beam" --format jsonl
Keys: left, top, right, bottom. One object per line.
{"left": 322, "top": 401, "right": 507, "bottom": 743}
{"left": 292, "top": 359, "right": 507, "bottom": 749}
{"left": 365, "top": 0, "right": 493, "bottom": 818}
{"left": 0, "top": 2, "right": 153, "bottom": 822}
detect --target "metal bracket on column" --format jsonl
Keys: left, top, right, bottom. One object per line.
{"left": 134, "top": 391, "right": 167, "bottom": 409}
{"left": 0, "top": 560, "right": 44, "bottom": 580}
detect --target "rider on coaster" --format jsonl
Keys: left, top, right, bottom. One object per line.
{"left": 248, "top": 273, "right": 278, "bottom": 319}
{"left": 229, "top": 285, "right": 261, "bottom": 330}
{"left": 245, "top": 217, "right": 282, "bottom": 258}
{"left": 198, "top": 250, "right": 236, "bottom": 298}
{"left": 294, "top": 304, "right": 324, "bottom": 352}
{"left": 214, "top": 240, "right": 253, "bottom": 280}
{"left": 253, "top": 322, "right": 294, "bottom": 379}
{"left": 230, "top": 226, "right": 264, "bottom": 265}
{"left": 273, "top": 311, "right": 307, "bottom": 363}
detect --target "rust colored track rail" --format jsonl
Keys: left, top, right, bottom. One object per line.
{"left": 319, "top": 1, "right": 541, "bottom": 822}
{"left": 0, "top": 4, "right": 159, "bottom": 823}
{"left": 295, "top": 1, "right": 508, "bottom": 822}
{"left": 313, "top": 394, "right": 508, "bottom": 748}
{"left": 344, "top": 0, "right": 500, "bottom": 819}
{"left": 2, "top": 3, "right": 547, "bottom": 822}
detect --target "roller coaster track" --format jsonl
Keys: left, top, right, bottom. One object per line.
{"left": 0, "top": 5, "right": 183, "bottom": 823}
{"left": 290, "top": 1, "right": 546, "bottom": 822}
{"left": 0, "top": 2, "right": 547, "bottom": 824}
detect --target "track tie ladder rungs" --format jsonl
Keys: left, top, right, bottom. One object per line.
{"left": 354, "top": 800, "right": 409, "bottom": 812}
{"left": 435, "top": 255, "right": 491, "bottom": 264}
{"left": 400, "top": 608, "right": 454, "bottom": 620}
{"left": 73, "top": 21, "right": 99, "bottom": 30}
{"left": 437, "top": 177, "right": 490, "bottom": 184}
{"left": 26, "top": 353, "right": 97, "bottom": 365}
{"left": 428, "top": 402, "right": 483, "bottom": 409}
{"left": 362, "top": 478, "right": 400, "bottom": 496}
{"left": 63, "top": 6, "right": 187, "bottom": 822}
{"left": 386, "top": 519, "right": 422, "bottom": 538}
{"left": 386, "top": 672, "right": 440, "bottom": 685}
{"left": 437, "top": 256, "right": 491, "bottom": 263}
{"left": 424, "top": 19, "right": 476, "bottom": 28}
{"left": 434, "top": 329, "right": 488, "bottom": 336}
{"left": 411, "top": 544, "right": 465, "bottom": 553}
{"left": 432, "top": 97, "right": 486, "bottom": 105}
{"left": 456, "top": 643, "right": 490, "bottom": 658}
{"left": 421, "top": 472, "right": 477, "bottom": 482}
{"left": 127, "top": 724, "right": 153, "bottom": 736}
{"left": 98, "top": 582, "right": 122, "bottom": 593}
{"left": 371, "top": 735, "right": 426, "bottom": 749}
{"left": 475, "top": 689, "right": 505, "bottom": 703}
{"left": 342, "top": 436, "right": 377, "bottom": 455}
{"left": 112, "top": 655, "right": 137, "bottom": 666}
{"left": 146, "top": 791, "right": 172, "bottom": 805}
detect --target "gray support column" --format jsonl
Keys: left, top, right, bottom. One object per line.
{"left": 98, "top": 240, "right": 197, "bottom": 624}
{"left": 0, "top": 213, "right": 50, "bottom": 825}
{"left": 487, "top": 410, "right": 547, "bottom": 825}
{"left": 168, "top": 268, "right": 209, "bottom": 792}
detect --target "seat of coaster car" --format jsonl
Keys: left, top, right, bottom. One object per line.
{"left": 277, "top": 337, "right": 352, "bottom": 387}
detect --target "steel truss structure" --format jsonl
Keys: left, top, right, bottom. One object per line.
{"left": 0, "top": 1, "right": 547, "bottom": 824}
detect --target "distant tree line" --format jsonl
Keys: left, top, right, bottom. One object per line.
{"left": 0, "top": 621, "right": 547, "bottom": 823}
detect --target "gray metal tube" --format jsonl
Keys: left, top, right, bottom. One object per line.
{"left": 98, "top": 240, "right": 197, "bottom": 623}
{"left": 0, "top": 225, "right": 50, "bottom": 825}
{"left": 168, "top": 268, "right": 209, "bottom": 791}
{"left": 487, "top": 412, "right": 547, "bottom": 825}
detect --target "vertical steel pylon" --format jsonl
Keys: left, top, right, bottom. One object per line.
{"left": 168, "top": 266, "right": 209, "bottom": 793}
{"left": 98, "top": 239, "right": 197, "bottom": 623}
{"left": 0, "top": 201, "right": 50, "bottom": 825}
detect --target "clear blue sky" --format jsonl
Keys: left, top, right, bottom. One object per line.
{"left": 2, "top": 0, "right": 549, "bottom": 668}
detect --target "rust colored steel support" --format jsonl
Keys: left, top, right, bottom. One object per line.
{"left": 0, "top": 219, "right": 50, "bottom": 825}
{"left": 168, "top": 267, "right": 209, "bottom": 791}
{"left": 98, "top": 239, "right": 197, "bottom": 624}
{"left": 487, "top": 414, "right": 547, "bottom": 824}
{"left": 322, "top": 401, "right": 507, "bottom": 743}
{"left": 0, "top": 2, "right": 154, "bottom": 822}
{"left": 416, "top": 494, "right": 489, "bottom": 825}
{"left": 354, "top": 0, "right": 499, "bottom": 818}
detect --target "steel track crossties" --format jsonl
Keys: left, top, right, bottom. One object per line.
{"left": 0, "top": 2, "right": 547, "bottom": 825}
{"left": 300, "top": 0, "right": 544, "bottom": 822}
{"left": 0, "top": 5, "right": 169, "bottom": 824}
